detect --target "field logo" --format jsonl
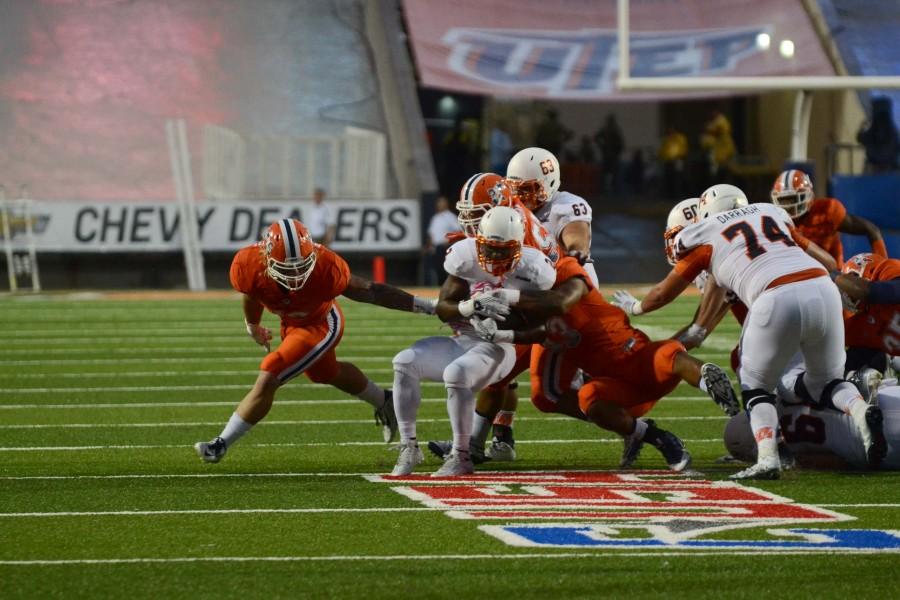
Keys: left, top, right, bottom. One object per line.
{"left": 366, "top": 471, "right": 900, "bottom": 552}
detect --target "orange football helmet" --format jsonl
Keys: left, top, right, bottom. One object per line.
{"left": 840, "top": 252, "right": 885, "bottom": 311}
{"left": 457, "top": 173, "right": 513, "bottom": 237}
{"left": 771, "top": 170, "right": 814, "bottom": 218}
{"left": 263, "top": 218, "right": 317, "bottom": 291}
{"left": 842, "top": 252, "right": 885, "bottom": 280}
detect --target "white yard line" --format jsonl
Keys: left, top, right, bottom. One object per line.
{"left": 0, "top": 396, "right": 716, "bottom": 410}
{"left": 0, "top": 415, "right": 726, "bottom": 430}
{"left": 0, "top": 439, "right": 724, "bottom": 452}
{"left": 0, "top": 356, "right": 387, "bottom": 366}
{"left": 0, "top": 550, "right": 891, "bottom": 566}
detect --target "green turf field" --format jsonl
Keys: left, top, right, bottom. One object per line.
{"left": 1, "top": 292, "right": 898, "bottom": 599}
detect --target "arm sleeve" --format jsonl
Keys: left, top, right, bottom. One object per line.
{"left": 867, "top": 279, "right": 900, "bottom": 305}
{"left": 673, "top": 245, "right": 712, "bottom": 282}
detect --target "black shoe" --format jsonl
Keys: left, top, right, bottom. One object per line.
{"left": 648, "top": 428, "right": 691, "bottom": 471}
{"left": 778, "top": 441, "right": 797, "bottom": 471}
{"left": 866, "top": 405, "right": 888, "bottom": 468}
{"left": 620, "top": 418, "right": 652, "bottom": 469}
{"left": 427, "top": 440, "right": 452, "bottom": 460}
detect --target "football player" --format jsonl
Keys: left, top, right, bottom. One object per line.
{"left": 833, "top": 252, "right": 900, "bottom": 375}
{"left": 467, "top": 256, "right": 741, "bottom": 472}
{"left": 611, "top": 184, "right": 883, "bottom": 479}
{"left": 453, "top": 172, "right": 559, "bottom": 462}
{"left": 771, "top": 169, "right": 886, "bottom": 267}
{"left": 485, "top": 147, "right": 596, "bottom": 457}
{"left": 725, "top": 358, "right": 896, "bottom": 470}
{"left": 194, "top": 218, "right": 436, "bottom": 463}
{"left": 390, "top": 206, "right": 556, "bottom": 476}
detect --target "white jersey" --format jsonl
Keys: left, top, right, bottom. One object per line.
{"left": 780, "top": 385, "right": 900, "bottom": 469}
{"left": 674, "top": 203, "right": 824, "bottom": 307}
{"left": 535, "top": 190, "right": 598, "bottom": 286}
{"left": 443, "top": 238, "right": 555, "bottom": 335}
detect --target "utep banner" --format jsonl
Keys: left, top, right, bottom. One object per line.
{"left": 403, "top": 0, "right": 834, "bottom": 100}
{"left": 6, "top": 200, "right": 421, "bottom": 253}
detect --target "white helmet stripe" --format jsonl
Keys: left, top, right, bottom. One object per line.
{"left": 279, "top": 219, "right": 298, "bottom": 260}
{"left": 461, "top": 173, "right": 483, "bottom": 203}
{"left": 783, "top": 170, "right": 793, "bottom": 190}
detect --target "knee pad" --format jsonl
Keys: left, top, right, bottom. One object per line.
{"left": 392, "top": 348, "right": 418, "bottom": 375}
{"left": 741, "top": 388, "right": 776, "bottom": 412}
{"left": 442, "top": 362, "right": 468, "bottom": 390}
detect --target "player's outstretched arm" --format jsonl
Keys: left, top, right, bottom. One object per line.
{"left": 840, "top": 213, "right": 887, "bottom": 257}
{"left": 834, "top": 274, "right": 900, "bottom": 305}
{"left": 615, "top": 269, "right": 692, "bottom": 316}
{"left": 342, "top": 275, "right": 435, "bottom": 314}
{"left": 673, "top": 277, "right": 731, "bottom": 349}
{"left": 502, "top": 277, "right": 590, "bottom": 321}
{"left": 790, "top": 229, "right": 838, "bottom": 271}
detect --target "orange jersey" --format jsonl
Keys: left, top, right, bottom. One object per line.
{"left": 554, "top": 256, "right": 650, "bottom": 359}
{"left": 229, "top": 243, "right": 351, "bottom": 327}
{"left": 512, "top": 197, "right": 559, "bottom": 264}
{"left": 845, "top": 257, "right": 900, "bottom": 355}
{"left": 794, "top": 197, "right": 846, "bottom": 265}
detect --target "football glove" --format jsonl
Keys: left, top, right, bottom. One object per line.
{"left": 458, "top": 292, "right": 511, "bottom": 321}
{"left": 677, "top": 323, "right": 708, "bottom": 348}
{"left": 245, "top": 321, "right": 272, "bottom": 352}
{"left": 611, "top": 290, "right": 644, "bottom": 316}
{"left": 470, "top": 316, "right": 514, "bottom": 343}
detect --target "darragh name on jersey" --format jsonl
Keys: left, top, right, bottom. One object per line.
{"left": 714, "top": 204, "right": 761, "bottom": 224}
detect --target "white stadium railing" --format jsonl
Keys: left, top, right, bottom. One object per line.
{"left": 203, "top": 125, "right": 387, "bottom": 201}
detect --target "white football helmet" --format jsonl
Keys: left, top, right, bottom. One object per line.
{"left": 697, "top": 184, "right": 749, "bottom": 220}
{"left": 476, "top": 206, "right": 525, "bottom": 276}
{"left": 506, "top": 147, "right": 560, "bottom": 211}
{"left": 723, "top": 412, "right": 758, "bottom": 463}
{"left": 664, "top": 198, "right": 700, "bottom": 265}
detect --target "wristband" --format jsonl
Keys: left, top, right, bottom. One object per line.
{"left": 245, "top": 319, "right": 260, "bottom": 335}
{"left": 458, "top": 298, "right": 475, "bottom": 318}
{"left": 631, "top": 301, "right": 644, "bottom": 316}
{"left": 493, "top": 329, "right": 515, "bottom": 343}
{"left": 497, "top": 289, "right": 521, "bottom": 306}
{"left": 685, "top": 323, "right": 708, "bottom": 342}
{"left": 413, "top": 296, "right": 437, "bottom": 315}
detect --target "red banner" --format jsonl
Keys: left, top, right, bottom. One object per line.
{"left": 403, "top": 0, "right": 834, "bottom": 100}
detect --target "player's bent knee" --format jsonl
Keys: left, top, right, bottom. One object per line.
{"left": 530, "top": 392, "right": 558, "bottom": 413}
{"left": 442, "top": 362, "right": 469, "bottom": 390}
{"left": 392, "top": 348, "right": 420, "bottom": 376}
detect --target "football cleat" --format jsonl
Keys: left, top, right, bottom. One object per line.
{"left": 848, "top": 368, "right": 883, "bottom": 406}
{"left": 374, "top": 390, "right": 398, "bottom": 444}
{"left": 194, "top": 437, "right": 227, "bottom": 463}
{"left": 648, "top": 428, "right": 691, "bottom": 471}
{"left": 865, "top": 405, "right": 887, "bottom": 468}
{"left": 486, "top": 437, "right": 516, "bottom": 462}
{"left": 431, "top": 450, "right": 475, "bottom": 477}
{"left": 729, "top": 457, "right": 781, "bottom": 480}
{"left": 778, "top": 441, "right": 797, "bottom": 471}
{"left": 620, "top": 418, "right": 653, "bottom": 469}
{"left": 390, "top": 441, "right": 424, "bottom": 476}
{"left": 427, "top": 440, "right": 452, "bottom": 460}
{"left": 429, "top": 440, "right": 489, "bottom": 463}
{"left": 701, "top": 363, "right": 740, "bottom": 416}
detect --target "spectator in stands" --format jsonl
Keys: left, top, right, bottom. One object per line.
{"left": 424, "top": 195, "right": 461, "bottom": 285}
{"left": 595, "top": 114, "right": 624, "bottom": 194}
{"left": 577, "top": 135, "right": 596, "bottom": 164}
{"left": 857, "top": 96, "right": 900, "bottom": 173}
{"left": 659, "top": 126, "right": 688, "bottom": 199}
{"left": 308, "top": 187, "right": 336, "bottom": 247}
{"left": 489, "top": 121, "right": 514, "bottom": 174}
{"left": 534, "top": 109, "right": 573, "bottom": 158}
{"left": 700, "top": 109, "right": 735, "bottom": 185}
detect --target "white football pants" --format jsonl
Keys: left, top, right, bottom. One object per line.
{"left": 392, "top": 335, "right": 516, "bottom": 447}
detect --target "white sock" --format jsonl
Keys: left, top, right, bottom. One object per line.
{"left": 630, "top": 418, "right": 649, "bottom": 440}
{"left": 749, "top": 403, "right": 779, "bottom": 462}
{"left": 698, "top": 378, "right": 709, "bottom": 393}
{"left": 447, "top": 386, "right": 474, "bottom": 453}
{"left": 829, "top": 382, "right": 865, "bottom": 415}
{"left": 219, "top": 412, "right": 253, "bottom": 447}
{"left": 357, "top": 379, "right": 385, "bottom": 408}
{"left": 393, "top": 370, "right": 420, "bottom": 445}
{"left": 471, "top": 413, "right": 492, "bottom": 449}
